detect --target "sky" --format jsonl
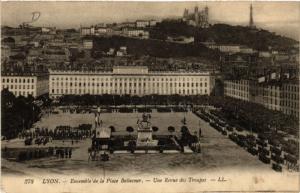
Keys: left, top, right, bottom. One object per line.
{"left": 1, "top": 1, "right": 300, "bottom": 40}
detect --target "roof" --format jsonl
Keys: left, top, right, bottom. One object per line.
{"left": 113, "top": 66, "right": 148, "bottom": 69}
{"left": 136, "top": 20, "right": 149, "bottom": 22}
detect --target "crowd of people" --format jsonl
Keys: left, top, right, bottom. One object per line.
{"left": 19, "top": 124, "right": 93, "bottom": 143}
{"left": 195, "top": 108, "right": 299, "bottom": 172}
{"left": 7, "top": 147, "right": 73, "bottom": 161}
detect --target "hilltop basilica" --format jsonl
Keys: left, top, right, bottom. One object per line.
{"left": 183, "top": 6, "right": 209, "bottom": 28}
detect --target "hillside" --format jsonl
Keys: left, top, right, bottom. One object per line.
{"left": 151, "top": 20, "right": 298, "bottom": 51}
{"left": 91, "top": 36, "right": 219, "bottom": 61}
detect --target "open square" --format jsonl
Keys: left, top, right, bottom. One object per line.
{"left": 2, "top": 110, "right": 273, "bottom": 176}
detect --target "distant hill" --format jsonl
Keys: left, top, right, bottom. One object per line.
{"left": 92, "top": 36, "right": 219, "bottom": 61}
{"left": 151, "top": 20, "right": 298, "bottom": 51}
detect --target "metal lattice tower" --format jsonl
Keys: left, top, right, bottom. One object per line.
{"left": 249, "top": 4, "right": 255, "bottom": 28}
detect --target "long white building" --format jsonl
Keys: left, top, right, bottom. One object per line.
{"left": 49, "top": 66, "right": 215, "bottom": 99}
{"left": 1, "top": 73, "right": 49, "bottom": 97}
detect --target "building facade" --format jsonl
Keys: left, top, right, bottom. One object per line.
{"left": 1, "top": 73, "right": 49, "bottom": 97}
{"left": 262, "top": 84, "right": 281, "bottom": 111}
{"left": 49, "top": 66, "right": 215, "bottom": 99}
{"left": 123, "top": 28, "right": 149, "bottom": 39}
{"left": 82, "top": 39, "right": 93, "bottom": 49}
{"left": 281, "top": 80, "right": 299, "bottom": 118}
{"left": 224, "top": 79, "right": 250, "bottom": 101}
{"left": 207, "top": 44, "right": 242, "bottom": 53}
{"left": 136, "top": 20, "right": 150, "bottom": 28}
{"left": 224, "top": 78, "right": 299, "bottom": 118}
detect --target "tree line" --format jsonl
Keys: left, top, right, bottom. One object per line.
{"left": 58, "top": 94, "right": 298, "bottom": 136}
{"left": 58, "top": 94, "right": 213, "bottom": 106}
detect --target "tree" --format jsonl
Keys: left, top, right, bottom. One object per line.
{"left": 128, "top": 140, "right": 136, "bottom": 153}
{"left": 109, "top": 126, "right": 116, "bottom": 132}
{"left": 168, "top": 126, "right": 175, "bottom": 136}
{"left": 1, "top": 89, "right": 41, "bottom": 139}
{"left": 126, "top": 126, "right": 134, "bottom": 135}
{"left": 152, "top": 126, "right": 159, "bottom": 132}
{"left": 181, "top": 126, "right": 189, "bottom": 134}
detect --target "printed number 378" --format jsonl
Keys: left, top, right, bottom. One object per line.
{"left": 24, "top": 179, "right": 34, "bottom": 184}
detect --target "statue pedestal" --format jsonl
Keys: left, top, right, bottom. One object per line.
{"left": 137, "top": 128, "right": 157, "bottom": 146}
{"left": 136, "top": 114, "right": 157, "bottom": 147}
{"left": 137, "top": 129, "right": 153, "bottom": 141}
{"left": 136, "top": 139, "right": 158, "bottom": 147}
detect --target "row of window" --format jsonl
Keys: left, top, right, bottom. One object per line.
{"left": 226, "top": 88, "right": 299, "bottom": 100}
{"left": 2, "top": 85, "right": 35, "bottom": 90}
{"left": 226, "top": 91, "right": 298, "bottom": 108}
{"left": 281, "top": 100, "right": 299, "bottom": 108}
{"left": 225, "top": 87, "right": 249, "bottom": 92}
{"left": 225, "top": 91, "right": 249, "bottom": 100}
{"left": 3, "top": 90, "right": 34, "bottom": 97}
{"left": 283, "top": 85, "right": 299, "bottom": 92}
{"left": 2, "top": 78, "right": 35, "bottom": 83}
{"left": 225, "top": 82, "right": 299, "bottom": 94}
{"left": 51, "top": 82, "right": 208, "bottom": 88}
{"left": 282, "top": 92, "right": 299, "bottom": 100}
{"left": 51, "top": 88, "right": 208, "bottom": 95}
{"left": 51, "top": 76, "right": 209, "bottom": 82}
